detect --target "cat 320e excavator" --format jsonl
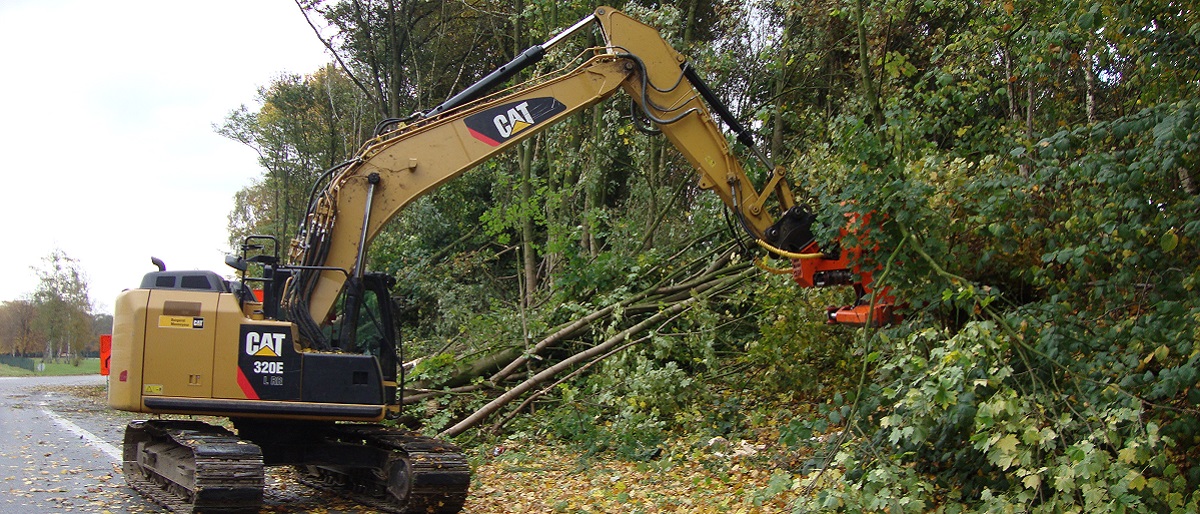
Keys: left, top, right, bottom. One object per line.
{"left": 107, "top": 7, "right": 897, "bottom": 513}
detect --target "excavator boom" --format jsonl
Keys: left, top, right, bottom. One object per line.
{"left": 284, "top": 7, "right": 803, "bottom": 343}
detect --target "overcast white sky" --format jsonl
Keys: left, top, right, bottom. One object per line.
{"left": 0, "top": 1, "right": 331, "bottom": 312}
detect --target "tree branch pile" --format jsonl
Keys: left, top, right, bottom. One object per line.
{"left": 399, "top": 240, "right": 757, "bottom": 437}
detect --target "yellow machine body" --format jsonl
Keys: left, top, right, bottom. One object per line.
{"left": 109, "top": 280, "right": 385, "bottom": 422}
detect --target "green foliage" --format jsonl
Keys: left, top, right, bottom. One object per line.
{"left": 219, "top": 65, "right": 373, "bottom": 245}
{"left": 31, "top": 250, "right": 93, "bottom": 364}
{"left": 408, "top": 352, "right": 458, "bottom": 385}
{"left": 223, "top": 1, "right": 1200, "bottom": 510}
{"left": 778, "top": 0, "right": 1200, "bottom": 507}
{"left": 742, "top": 278, "right": 858, "bottom": 395}
{"left": 796, "top": 321, "right": 1200, "bottom": 512}
{"left": 368, "top": 187, "right": 509, "bottom": 346}
{"left": 536, "top": 354, "right": 697, "bottom": 460}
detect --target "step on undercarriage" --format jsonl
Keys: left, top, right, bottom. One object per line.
{"left": 122, "top": 420, "right": 470, "bottom": 513}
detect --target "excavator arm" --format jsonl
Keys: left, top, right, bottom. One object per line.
{"left": 282, "top": 7, "right": 892, "bottom": 347}
{"left": 282, "top": 53, "right": 636, "bottom": 346}
{"left": 596, "top": 7, "right": 796, "bottom": 233}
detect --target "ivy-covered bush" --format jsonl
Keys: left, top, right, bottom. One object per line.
{"left": 790, "top": 85, "right": 1199, "bottom": 514}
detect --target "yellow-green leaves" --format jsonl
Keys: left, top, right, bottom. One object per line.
{"left": 1160, "top": 229, "right": 1179, "bottom": 253}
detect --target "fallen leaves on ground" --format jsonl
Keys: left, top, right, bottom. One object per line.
{"left": 465, "top": 442, "right": 802, "bottom": 513}
{"left": 28, "top": 384, "right": 813, "bottom": 513}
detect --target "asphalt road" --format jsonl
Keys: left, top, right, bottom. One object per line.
{"left": 0, "top": 374, "right": 156, "bottom": 513}
{"left": 0, "top": 374, "right": 390, "bottom": 513}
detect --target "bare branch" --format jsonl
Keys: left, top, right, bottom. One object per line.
{"left": 293, "top": 0, "right": 379, "bottom": 107}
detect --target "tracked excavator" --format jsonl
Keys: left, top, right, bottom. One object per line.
{"left": 107, "top": 6, "right": 897, "bottom": 513}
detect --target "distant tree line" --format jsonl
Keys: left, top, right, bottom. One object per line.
{"left": 0, "top": 250, "right": 108, "bottom": 364}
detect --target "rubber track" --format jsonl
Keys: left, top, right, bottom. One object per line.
{"left": 294, "top": 424, "right": 470, "bottom": 513}
{"left": 123, "top": 420, "right": 264, "bottom": 513}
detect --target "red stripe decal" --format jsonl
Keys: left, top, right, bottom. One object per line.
{"left": 236, "top": 368, "right": 259, "bottom": 399}
{"left": 467, "top": 127, "right": 501, "bottom": 147}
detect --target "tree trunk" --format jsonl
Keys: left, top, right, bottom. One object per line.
{"left": 519, "top": 139, "right": 538, "bottom": 307}
{"left": 1006, "top": 46, "right": 1017, "bottom": 123}
{"left": 489, "top": 335, "right": 649, "bottom": 433}
{"left": 410, "top": 243, "right": 745, "bottom": 401}
{"left": 1026, "top": 36, "right": 1035, "bottom": 139}
{"left": 584, "top": 105, "right": 603, "bottom": 257}
{"left": 1083, "top": 39, "right": 1096, "bottom": 124}
{"left": 349, "top": 0, "right": 389, "bottom": 118}
{"left": 1180, "top": 167, "right": 1197, "bottom": 195}
{"left": 642, "top": 138, "right": 663, "bottom": 244}
{"left": 386, "top": 0, "right": 402, "bottom": 118}
{"left": 854, "top": 0, "right": 884, "bottom": 126}
{"left": 682, "top": 0, "right": 698, "bottom": 47}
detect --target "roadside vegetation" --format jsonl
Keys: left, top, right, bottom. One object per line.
{"left": 38, "top": 0, "right": 1193, "bottom": 511}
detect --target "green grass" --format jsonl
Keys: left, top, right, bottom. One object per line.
{"left": 0, "top": 358, "right": 101, "bottom": 377}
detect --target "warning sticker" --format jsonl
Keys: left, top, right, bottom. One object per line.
{"left": 159, "top": 315, "right": 204, "bottom": 329}
{"left": 143, "top": 384, "right": 163, "bottom": 394}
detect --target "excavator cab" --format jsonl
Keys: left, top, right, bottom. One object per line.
{"left": 223, "top": 234, "right": 401, "bottom": 410}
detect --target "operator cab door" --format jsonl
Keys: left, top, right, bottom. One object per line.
{"left": 141, "top": 290, "right": 218, "bottom": 399}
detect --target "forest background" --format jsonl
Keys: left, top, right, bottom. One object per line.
{"left": 218, "top": 0, "right": 1198, "bottom": 511}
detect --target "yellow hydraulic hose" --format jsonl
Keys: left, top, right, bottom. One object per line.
{"left": 754, "top": 255, "right": 793, "bottom": 275}
{"left": 755, "top": 239, "right": 825, "bottom": 260}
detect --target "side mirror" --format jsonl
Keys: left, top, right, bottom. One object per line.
{"left": 225, "top": 254, "right": 248, "bottom": 272}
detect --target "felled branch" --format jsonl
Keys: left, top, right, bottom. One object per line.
{"left": 439, "top": 298, "right": 698, "bottom": 438}
{"left": 439, "top": 265, "right": 755, "bottom": 438}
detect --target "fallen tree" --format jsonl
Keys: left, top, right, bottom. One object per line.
{"left": 397, "top": 238, "right": 761, "bottom": 436}
{"left": 440, "top": 263, "right": 755, "bottom": 437}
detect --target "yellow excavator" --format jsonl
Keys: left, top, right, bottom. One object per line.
{"left": 107, "top": 6, "right": 896, "bottom": 513}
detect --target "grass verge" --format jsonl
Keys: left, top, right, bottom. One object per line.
{"left": 0, "top": 358, "right": 101, "bottom": 377}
